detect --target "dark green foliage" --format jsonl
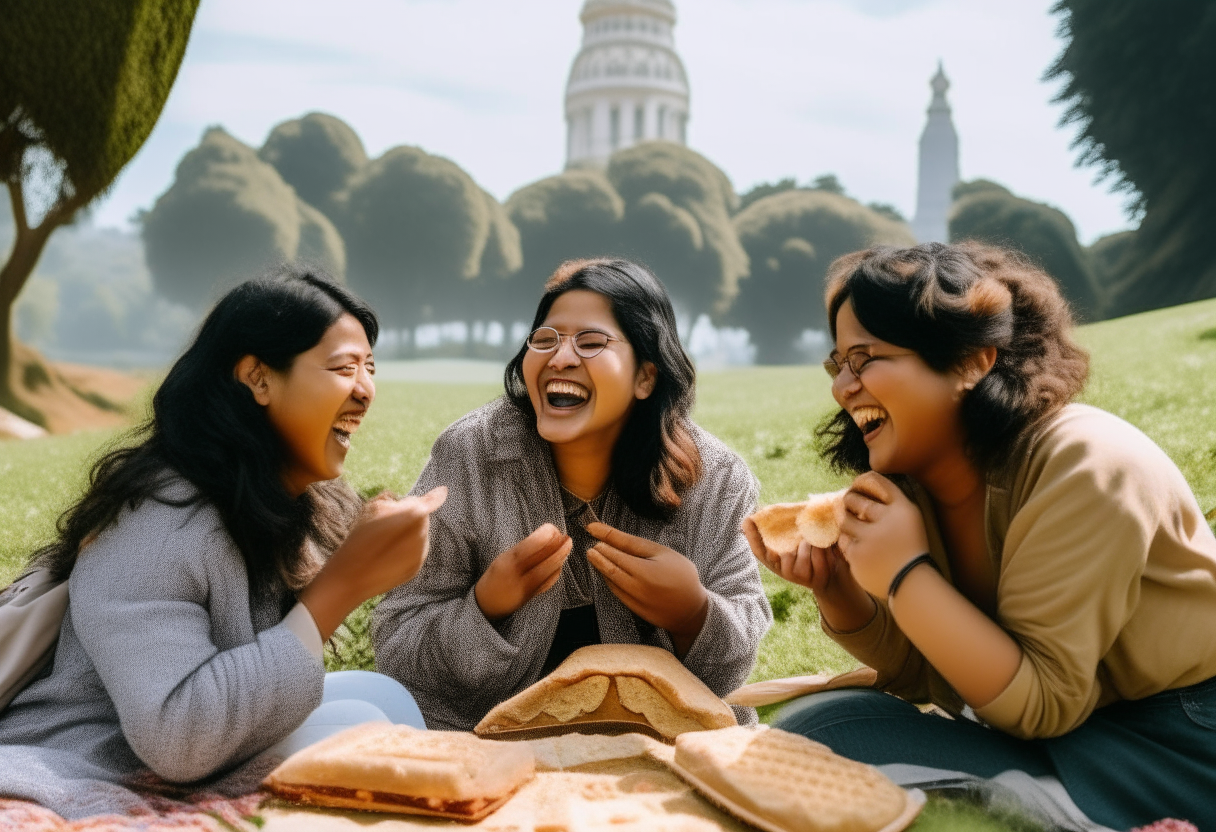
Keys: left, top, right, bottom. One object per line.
{"left": 607, "top": 142, "right": 747, "bottom": 319}
{"left": 739, "top": 178, "right": 798, "bottom": 213}
{"left": 730, "top": 190, "right": 915, "bottom": 364}
{"left": 1048, "top": 0, "right": 1216, "bottom": 316}
{"left": 142, "top": 128, "right": 345, "bottom": 311}
{"left": 949, "top": 183, "right": 1102, "bottom": 320}
{"left": 0, "top": 0, "right": 200, "bottom": 203}
{"left": 867, "top": 202, "right": 906, "bottom": 223}
{"left": 258, "top": 112, "right": 367, "bottom": 222}
{"left": 952, "top": 179, "right": 1010, "bottom": 201}
{"left": 809, "top": 174, "right": 846, "bottom": 196}
{"left": 1087, "top": 230, "right": 1138, "bottom": 292}
{"left": 336, "top": 145, "right": 493, "bottom": 328}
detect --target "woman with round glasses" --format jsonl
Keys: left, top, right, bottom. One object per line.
{"left": 745, "top": 242, "right": 1216, "bottom": 829}
{"left": 373, "top": 258, "right": 771, "bottom": 730}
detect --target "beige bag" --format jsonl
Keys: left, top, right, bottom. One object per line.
{"left": 0, "top": 567, "right": 68, "bottom": 711}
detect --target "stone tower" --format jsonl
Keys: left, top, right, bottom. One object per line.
{"left": 911, "top": 62, "right": 960, "bottom": 244}
{"left": 565, "top": 0, "right": 690, "bottom": 169}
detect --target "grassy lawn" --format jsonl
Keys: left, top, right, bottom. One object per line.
{"left": 5, "top": 296, "right": 1216, "bottom": 830}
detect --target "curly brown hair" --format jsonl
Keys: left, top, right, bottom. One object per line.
{"left": 816, "top": 241, "right": 1090, "bottom": 475}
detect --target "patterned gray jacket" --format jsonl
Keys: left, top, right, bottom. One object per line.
{"left": 373, "top": 397, "right": 772, "bottom": 730}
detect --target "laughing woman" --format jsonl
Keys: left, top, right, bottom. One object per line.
{"left": 0, "top": 270, "right": 443, "bottom": 820}
{"left": 747, "top": 243, "right": 1216, "bottom": 830}
{"left": 373, "top": 258, "right": 771, "bottom": 730}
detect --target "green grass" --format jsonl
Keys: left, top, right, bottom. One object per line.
{"left": 6, "top": 297, "right": 1216, "bottom": 829}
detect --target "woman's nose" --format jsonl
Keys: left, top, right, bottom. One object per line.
{"left": 354, "top": 367, "right": 375, "bottom": 405}
{"left": 832, "top": 366, "right": 862, "bottom": 400}
{"left": 547, "top": 340, "right": 581, "bottom": 369}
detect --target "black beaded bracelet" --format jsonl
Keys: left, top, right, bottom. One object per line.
{"left": 887, "top": 553, "right": 937, "bottom": 600}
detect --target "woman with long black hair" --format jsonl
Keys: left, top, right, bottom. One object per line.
{"left": 0, "top": 268, "right": 443, "bottom": 819}
{"left": 373, "top": 258, "right": 771, "bottom": 731}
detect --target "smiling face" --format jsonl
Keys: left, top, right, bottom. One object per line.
{"left": 243, "top": 312, "right": 376, "bottom": 496}
{"left": 522, "top": 289, "right": 656, "bottom": 450}
{"left": 831, "top": 299, "right": 969, "bottom": 476}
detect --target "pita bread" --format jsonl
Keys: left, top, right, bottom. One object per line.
{"left": 262, "top": 722, "right": 535, "bottom": 820}
{"left": 476, "top": 644, "right": 736, "bottom": 741}
{"left": 750, "top": 489, "right": 848, "bottom": 553}
{"left": 724, "top": 667, "right": 880, "bottom": 708}
{"left": 669, "top": 726, "right": 923, "bottom": 832}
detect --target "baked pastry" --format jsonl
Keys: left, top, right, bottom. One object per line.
{"left": 750, "top": 489, "right": 847, "bottom": 553}
{"left": 262, "top": 722, "right": 535, "bottom": 821}
{"left": 669, "top": 726, "right": 923, "bottom": 832}
{"left": 475, "top": 644, "right": 737, "bottom": 742}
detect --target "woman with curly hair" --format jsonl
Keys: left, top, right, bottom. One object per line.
{"left": 746, "top": 242, "right": 1216, "bottom": 829}
{"left": 374, "top": 258, "right": 770, "bottom": 731}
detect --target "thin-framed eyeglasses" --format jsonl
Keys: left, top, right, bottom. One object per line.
{"left": 823, "top": 349, "right": 915, "bottom": 380}
{"left": 526, "top": 326, "right": 622, "bottom": 359}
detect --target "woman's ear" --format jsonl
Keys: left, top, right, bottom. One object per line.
{"left": 234, "top": 355, "right": 273, "bottom": 406}
{"left": 959, "top": 346, "right": 998, "bottom": 392}
{"left": 634, "top": 361, "right": 658, "bottom": 401}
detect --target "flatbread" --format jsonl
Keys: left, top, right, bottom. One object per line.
{"left": 669, "top": 726, "right": 923, "bottom": 832}
{"left": 262, "top": 722, "right": 535, "bottom": 821}
{"left": 476, "top": 644, "right": 736, "bottom": 742}
{"left": 750, "top": 489, "right": 847, "bottom": 553}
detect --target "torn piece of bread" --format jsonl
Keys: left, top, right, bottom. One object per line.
{"left": 262, "top": 722, "right": 535, "bottom": 821}
{"left": 475, "top": 644, "right": 736, "bottom": 742}
{"left": 670, "top": 726, "right": 923, "bottom": 832}
{"left": 750, "top": 489, "right": 847, "bottom": 552}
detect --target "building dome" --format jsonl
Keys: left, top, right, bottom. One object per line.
{"left": 565, "top": 0, "right": 690, "bottom": 168}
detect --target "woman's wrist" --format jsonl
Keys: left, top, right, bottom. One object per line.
{"left": 298, "top": 571, "right": 362, "bottom": 641}
{"left": 817, "top": 587, "right": 877, "bottom": 634}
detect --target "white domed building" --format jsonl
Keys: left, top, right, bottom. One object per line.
{"left": 564, "top": 0, "right": 691, "bottom": 169}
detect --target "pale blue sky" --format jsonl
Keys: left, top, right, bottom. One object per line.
{"left": 90, "top": 0, "right": 1134, "bottom": 244}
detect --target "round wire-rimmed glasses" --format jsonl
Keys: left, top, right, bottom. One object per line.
{"left": 822, "top": 349, "right": 915, "bottom": 379}
{"left": 526, "top": 326, "right": 621, "bottom": 359}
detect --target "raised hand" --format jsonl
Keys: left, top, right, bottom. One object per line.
{"left": 475, "top": 524, "right": 573, "bottom": 622}
{"left": 836, "top": 471, "right": 930, "bottom": 598}
{"left": 585, "top": 521, "right": 708, "bottom": 655}
{"left": 300, "top": 486, "right": 448, "bottom": 640}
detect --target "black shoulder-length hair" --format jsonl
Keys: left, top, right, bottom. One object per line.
{"left": 817, "top": 241, "right": 1089, "bottom": 476}
{"left": 504, "top": 258, "right": 702, "bottom": 520}
{"left": 34, "top": 266, "right": 377, "bottom": 598}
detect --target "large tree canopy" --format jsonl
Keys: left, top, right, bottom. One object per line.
{"left": 142, "top": 127, "right": 345, "bottom": 311}
{"left": 259, "top": 112, "right": 367, "bottom": 223}
{"left": 0, "top": 0, "right": 199, "bottom": 424}
{"left": 949, "top": 180, "right": 1102, "bottom": 321}
{"left": 1047, "top": 0, "right": 1216, "bottom": 316}
{"left": 730, "top": 190, "right": 914, "bottom": 364}
{"left": 335, "top": 145, "right": 494, "bottom": 328}
{"left": 606, "top": 142, "right": 747, "bottom": 320}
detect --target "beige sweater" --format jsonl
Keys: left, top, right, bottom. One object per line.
{"left": 824, "top": 404, "right": 1216, "bottom": 739}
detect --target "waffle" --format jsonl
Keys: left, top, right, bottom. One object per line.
{"left": 262, "top": 722, "right": 535, "bottom": 821}
{"left": 669, "top": 726, "right": 923, "bottom": 832}
{"left": 475, "top": 644, "right": 737, "bottom": 741}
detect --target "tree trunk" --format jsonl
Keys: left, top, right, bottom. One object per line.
{"left": 1, "top": 224, "right": 60, "bottom": 424}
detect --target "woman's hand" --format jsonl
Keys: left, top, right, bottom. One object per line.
{"left": 742, "top": 517, "right": 876, "bottom": 633}
{"left": 475, "top": 524, "right": 573, "bottom": 622}
{"left": 300, "top": 486, "right": 448, "bottom": 640}
{"left": 836, "top": 472, "right": 931, "bottom": 598}
{"left": 585, "top": 522, "right": 709, "bottom": 655}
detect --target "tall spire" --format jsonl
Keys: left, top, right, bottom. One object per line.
{"left": 911, "top": 61, "right": 960, "bottom": 244}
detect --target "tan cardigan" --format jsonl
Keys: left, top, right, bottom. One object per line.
{"left": 824, "top": 404, "right": 1216, "bottom": 739}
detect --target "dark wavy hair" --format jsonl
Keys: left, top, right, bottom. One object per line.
{"left": 33, "top": 266, "right": 377, "bottom": 598}
{"left": 816, "top": 241, "right": 1089, "bottom": 476}
{"left": 504, "top": 258, "right": 702, "bottom": 520}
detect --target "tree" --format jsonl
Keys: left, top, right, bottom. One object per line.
{"left": 507, "top": 170, "right": 624, "bottom": 282}
{"left": 259, "top": 112, "right": 367, "bottom": 223}
{"left": 0, "top": 0, "right": 199, "bottom": 424}
{"left": 142, "top": 128, "right": 346, "bottom": 311}
{"left": 738, "top": 178, "right": 798, "bottom": 213}
{"left": 730, "top": 190, "right": 915, "bottom": 364}
{"left": 335, "top": 145, "right": 493, "bottom": 329}
{"left": 1087, "top": 230, "right": 1137, "bottom": 295}
{"left": 948, "top": 180, "right": 1103, "bottom": 320}
{"left": 1047, "top": 0, "right": 1216, "bottom": 316}
{"left": 606, "top": 142, "right": 747, "bottom": 320}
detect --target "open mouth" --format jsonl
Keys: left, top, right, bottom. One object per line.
{"left": 332, "top": 414, "right": 363, "bottom": 449}
{"left": 850, "top": 405, "right": 888, "bottom": 440}
{"left": 545, "top": 379, "right": 590, "bottom": 410}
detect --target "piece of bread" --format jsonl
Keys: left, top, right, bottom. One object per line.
{"left": 262, "top": 722, "right": 535, "bottom": 821}
{"left": 750, "top": 488, "right": 848, "bottom": 552}
{"left": 475, "top": 644, "right": 737, "bottom": 742}
{"left": 669, "top": 726, "right": 923, "bottom": 832}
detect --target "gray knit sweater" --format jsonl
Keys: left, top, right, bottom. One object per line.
{"left": 0, "top": 480, "right": 324, "bottom": 819}
{"left": 373, "top": 397, "right": 772, "bottom": 731}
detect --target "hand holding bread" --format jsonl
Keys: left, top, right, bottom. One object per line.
{"left": 834, "top": 472, "right": 931, "bottom": 599}
{"left": 475, "top": 524, "right": 573, "bottom": 621}
{"left": 299, "top": 487, "right": 447, "bottom": 640}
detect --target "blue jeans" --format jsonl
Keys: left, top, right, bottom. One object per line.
{"left": 267, "top": 671, "right": 426, "bottom": 758}
{"left": 774, "top": 680, "right": 1216, "bottom": 831}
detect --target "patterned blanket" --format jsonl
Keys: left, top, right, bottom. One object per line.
{"left": 0, "top": 793, "right": 264, "bottom": 832}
